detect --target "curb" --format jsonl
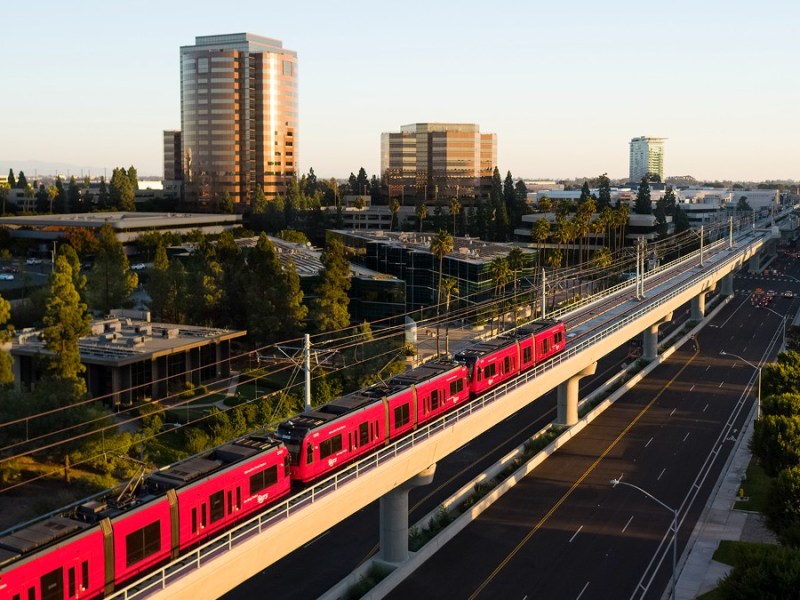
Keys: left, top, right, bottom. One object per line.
{"left": 322, "top": 296, "right": 732, "bottom": 600}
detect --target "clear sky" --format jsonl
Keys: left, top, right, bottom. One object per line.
{"left": 1, "top": 0, "right": 797, "bottom": 182}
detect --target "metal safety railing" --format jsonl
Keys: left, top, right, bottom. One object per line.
{"left": 109, "top": 229, "right": 769, "bottom": 599}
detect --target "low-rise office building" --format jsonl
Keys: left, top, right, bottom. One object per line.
{"left": 10, "top": 311, "right": 245, "bottom": 407}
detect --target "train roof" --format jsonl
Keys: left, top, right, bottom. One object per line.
{"left": 390, "top": 359, "right": 462, "bottom": 386}
{"left": 454, "top": 336, "right": 517, "bottom": 360}
{"left": 147, "top": 434, "right": 281, "bottom": 490}
{"left": 0, "top": 516, "right": 89, "bottom": 564}
{"left": 276, "top": 361, "right": 467, "bottom": 439}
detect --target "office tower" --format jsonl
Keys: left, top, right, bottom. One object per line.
{"left": 629, "top": 136, "right": 666, "bottom": 183}
{"left": 180, "top": 33, "right": 298, "bottom": 210}
{"left": 381, "top": 123, "right": 496, "bottom": 204}
{"left": 163, "top": 130, "right": 182, "bottom": 182}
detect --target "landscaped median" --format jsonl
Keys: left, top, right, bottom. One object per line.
{"left": 322, "top": 295, "right": 733, "bottom": 600}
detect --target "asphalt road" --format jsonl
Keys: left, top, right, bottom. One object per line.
{"left": 222, "top": 308, "right": 695, "bottom": 600}
{"left": 385, "top": 280, "right": 795, "bottom": 599}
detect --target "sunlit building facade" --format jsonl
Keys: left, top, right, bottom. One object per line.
{"left": 629, "top": 136, "right": 666, "bottom": 183}
{"left": 381, "top": 123, "right": 496, "bottom": 205}
{"left": 180, "top": 33, "right": 298, "bottom": 210}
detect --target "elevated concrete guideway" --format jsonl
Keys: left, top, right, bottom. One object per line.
{"left": 113, "top": 222, "right": 782, "bottom": 600}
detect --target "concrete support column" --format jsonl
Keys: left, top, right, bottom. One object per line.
{"left": 642, "top": 312, "right": 673, "bottom": 361}
{"left": 748, "top": 252, "right": 761, "bottom": 274}
{"left": 691, "top": 292, "right": 706, "bottom": 321}
{"left": 378, "top": 464, "right": 436, "bottom": 565}
{"left": 720, "top": 273, "right": 734, "bottom": 297}
{"left": 557, "top": 362, "right": 598, "bottom": 426}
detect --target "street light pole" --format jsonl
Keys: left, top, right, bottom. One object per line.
{"left": 760, "top": 305, "right": 787, "bottom": 350}
{"left": 611, "top": 478, "right": 678, "bottom": 600}
{"left": 720, "top": 351, "right": 761, "bottom": 419}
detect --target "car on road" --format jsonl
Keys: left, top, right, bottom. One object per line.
{"left": 0, "top": 273, "right": 14, "bottom": 281}
{"left": 25, "top": 257, "right": 42, "bottom": 265}
{"left": 784, "top": 290, "right": 794, "bottom": 298}
{"left": 130, "top": 263, "right": 146, "bottom": 270}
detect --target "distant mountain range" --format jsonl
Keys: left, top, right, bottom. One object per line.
{"left": 0, "top": 160, "right": 157, "bottom": 179}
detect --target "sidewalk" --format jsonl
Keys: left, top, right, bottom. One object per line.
{"left": 673, "top": 410, "right": 777, "bottom": 599}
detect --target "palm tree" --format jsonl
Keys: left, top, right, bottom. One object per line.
{"left": 389, "top": 198, "right": 401, "bottom": 231}
{"left": 532, "top": 218, "right": 550, "bottom": 272}
{"left": 507, "top": 247, "right": 525, "bottom": 326}
{"left": 441, "top": 277, "right": 459, "bottom": 355}
{"left": 429, "top": 230, "right": 453, "bottom": 355}
{"left": 416, "top": 202, "right": 428, "bottom": 232}
{"left": 449, "top": 198, "right": 462, "bottom": 236}
{"left": 489, "top": 257, "right": 511, "bottom": 332}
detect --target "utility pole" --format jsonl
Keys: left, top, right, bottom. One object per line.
{"left": 304, "top": 334, "right": 311, "bottom": 413}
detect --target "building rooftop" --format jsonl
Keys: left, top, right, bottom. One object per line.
{"left": 0, "top": 212, "right": 242, "bottom": 230}
{"left": 11, "top": 312, "right": 246, "bottom": 366}
{"left": 332, "top": 230, "right": 533, "bottom": 264}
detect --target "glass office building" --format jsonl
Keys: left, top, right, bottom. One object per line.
{"left": 381, "top": 123, "right": 496, "bottom": 205}
{"left": 180, "top": 33, "right": 298, "bottom": 210}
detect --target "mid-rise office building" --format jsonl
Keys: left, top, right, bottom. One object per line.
{"left": 381, "top": 123, "right": 496, "bottom": 205}
{"left": 629, "top": 136, "right": 666, "bottom": 183}
{"left": 180, "top": 33, "right": 298, "bottom": 210}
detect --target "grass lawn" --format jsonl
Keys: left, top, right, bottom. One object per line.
{"left": 734, "top": 459, "right": 771, "bottom": 512}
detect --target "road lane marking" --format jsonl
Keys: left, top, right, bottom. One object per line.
{"left": 670, "top": 408, "right": 676, "bottom": 416}
{"left": 690, "top": 384, "right": 695, "bottom": 392}
{"left": 683, "top": 432, "right": 690, "bottom": 442}
{"left": 719, "top": 382, "right": 724, "bottom": 388}
{"left": 645, "top": 437, "right": 653, "bottom": 448}
{"left": 657, "top": 468, "right": 666, "bottom": 480}
{"left": 569, "top": 525, "right": 583, "bottom": 542}
{"left": 467, "top": 344, "right": 701, "bottom": 600}
{"left": 622, "top": 515, "right": 634, "bottom": 533}
{"left": 576, "top": 581, "right": 590, "bottom": 599}
{"left": 703, "top": 403, "right": 708, "bottom": 412}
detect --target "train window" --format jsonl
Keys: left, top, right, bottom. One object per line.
{"left": 284, "top": 455, "right": 290, "bottom": 477}
{"left": 236, "top": 487, "right": 242, "bottom": 510}
{"left": 40, "top": 567, "right": 64, "bottom": 600}
{"left": 68, "top": 567, "right": 76, "bottom": 597}
{"left": 542, "top": 339, "right": 550, "bottom": 353}
{"left": 431, "top": 389, "right": 440, "bottom": 411}
{"left": 125, "top": 521, "right": 162, "bottom": 568}
{"left": 523, "top": 347, "right": 532, "bottom": 363}
{"left": 192, "top": 508, "right": 198, "bottom": 533}
{"left": 12, "top": 594, "right": 20, "bottom": 600}
{"left": 555, "top": 331, "right": 563, "bottom": 344}
{"left": 201, "top": 505, "right": 207, "bottom": 529}
{"left": 228, "top": 491, "right": 233, "bottom": 514}
{"left": 306, "top": 443, "right": 314, "bottom": 465}
{"left": 394, "top": 403, "right": 410, "bottom": 427}
{"left": 504, "top": 356, "right": 510, "bottom": 373}
{"left": 485, "top": 363, "right": 496, "bottom": 378}
{"left": 250, "top": 465, "right": 279, "bottom": 494}
{"left": 476, "top": 367, "right": 482, "bottom": 381}
{"left": 82, "top": 560, "right": 89, "bottom": 590}
{"left": 321, "top": 435, "right": 343, "bottom": 459}
{"left": 359, "top": 422, "right": 369, "bottom": 446}
{"left": 28, "top": 590, "right": 34, "bottom": 600}
{"left": 449, "top": 378, "right": 464, "bottom": 395}
{"left": 210, "top": 491, "right": 224, "bottom": 523}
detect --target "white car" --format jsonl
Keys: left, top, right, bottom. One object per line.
{"left": 25, "top": 257, "right": 42, "bottom": 265}
{"left": 130, "top": 263, "right": 146, "bottom": 271}
{"left": 0, "top": 273, "right": 14, "bottom": 281}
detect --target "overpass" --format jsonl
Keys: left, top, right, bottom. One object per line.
{"left": 112, "top": 221, "right": 784, "bottom": 600}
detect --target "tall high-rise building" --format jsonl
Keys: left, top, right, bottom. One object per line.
{"left": 180, "top": 33, "right": 298, "bottom": 210}
{"left": 163, "top": 130, "right": 182, "bottom": 182}
{"left": 629, "top": 136, "right": 666, "bottom": 183}
{"left": 381, "top": 123, "right": 496, "bottom": 204}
